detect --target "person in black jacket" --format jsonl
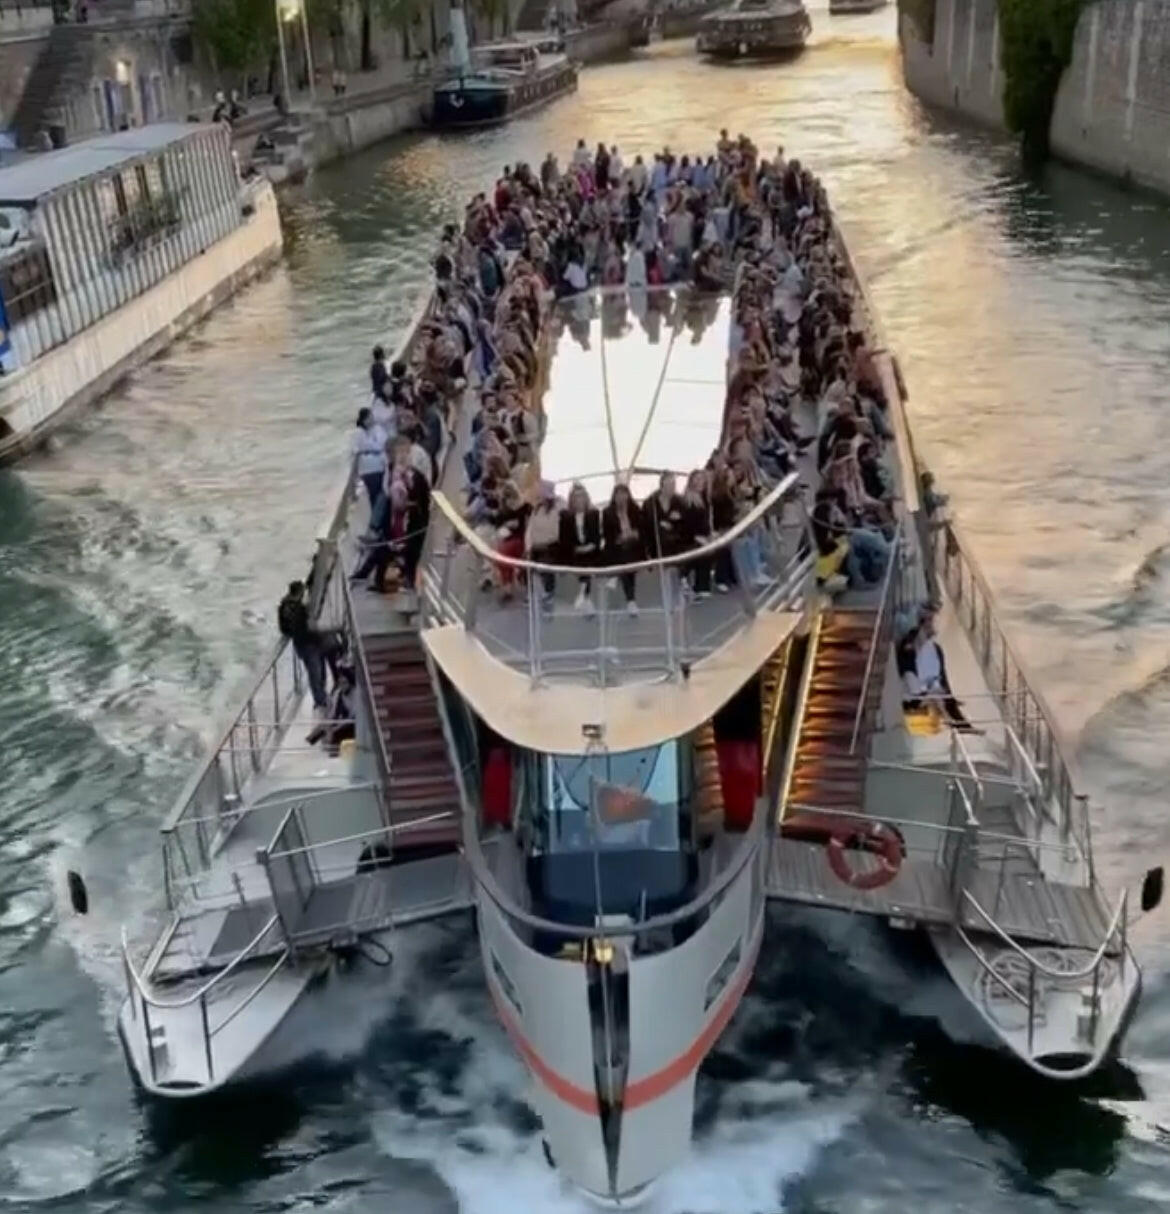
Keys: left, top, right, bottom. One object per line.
{"left": 559, "top": 481, "right": 601, "bottom": 614}
{"left": 641, "top": 471, "right": 686, "bottom": 561}
{"left": 601, "top": 482, "right": 644, "bottom": 614}
{"left": 278, "top": 580, "right": 328, "bottom": 713}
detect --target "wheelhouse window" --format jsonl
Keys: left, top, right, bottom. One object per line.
{"left": 520, "top": 742, "right": 698, "bottom": 928}
{"left": 541, "top": 744, "right": 683, "bottom": 854}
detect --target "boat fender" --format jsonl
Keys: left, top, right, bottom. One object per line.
{"left": 66, "top": 869, "right": 88, "bottom": 915}
{"left": 826, "top": 820, "right": 903, "bottom": 891}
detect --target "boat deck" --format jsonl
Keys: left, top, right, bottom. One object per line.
{"left": 765, "top": 838, "right": 1113, "bottom": 950}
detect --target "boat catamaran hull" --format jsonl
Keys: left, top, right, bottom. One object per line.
{"left": 116, "top": 147, "right": 1144, "bottom": 1205}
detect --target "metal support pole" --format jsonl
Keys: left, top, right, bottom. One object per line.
{"left": 275, "top": 1, "right": 292, "bottom": 107}
{"left": 299, "top": 0, "right": 316, "bottom": 103}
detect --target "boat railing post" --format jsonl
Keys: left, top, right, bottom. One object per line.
{"left": 1026, "top": 964, "right": 1036, "bottom": 1056}
{"left": 200, "top": 992, "right": 214, "bottom": 1083}
{"left": 528, "top": 570, "right": 543, "bottom": 687}
{"left": 660, "top": 561, "right": 676, "bottom": 680}
{"left": 142, "top": 996, "right": 155, "bottom": 1083}
{"left": 597, "top": 573, "right": 609, "bottom": 688}
{"left": 729, "top": 535, "right": 755, "bottom": 622}
{"left": 1120, "top": 888, "right": 1128, "bottom": 979}
{"left": 465, "top": 554, "right": 482, "bottom": 633}
{"left": 675, "top": 566, "right": 690, "bottom": 663}
{"left": 439, "top": 534, "right": 456, "bottom": 604}
{"left": 247, "top": 697, "right": 260, "bottom": 774}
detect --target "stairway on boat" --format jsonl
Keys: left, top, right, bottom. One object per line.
{"left": 787, "top": 608, "right": 884, "bottom": 816}
{"left": 365, "top": 633, "right": 462, "bottom": 850}
{"left": 769, "top": 611, "right": 1114, "bottom": 952}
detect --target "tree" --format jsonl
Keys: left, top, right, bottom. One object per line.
{"left": 371, "top": 0, "right": 431, "bottom": 59}
{"left": 191, "top": 0, "right": 276, "bottom": 78}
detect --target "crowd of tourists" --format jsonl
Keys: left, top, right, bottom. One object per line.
{"left": 341, "top": 131, "right": 905, "bottom": 625}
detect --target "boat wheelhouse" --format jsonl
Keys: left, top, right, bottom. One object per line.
{"left": 696, "top": 0, "right": 812, "bottom": 58}
{"left": 0, "top": 123, "right": 281, "bottom": 464}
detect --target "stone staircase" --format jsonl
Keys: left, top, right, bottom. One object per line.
{"left": 783, "top": 609, "right": 885, "bottom": 828}
{"left": 11, "top": 23, "right": 96, "bottom": 149}
{"left": 364, "top": 633, "right": 462, "bottom": 852}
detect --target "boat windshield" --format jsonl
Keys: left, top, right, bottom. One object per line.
{"left": 521, "top": 741, "right": 696, "bottom": 926}
{"left": 543, "top": 744, "right": 682, "bottom": 854}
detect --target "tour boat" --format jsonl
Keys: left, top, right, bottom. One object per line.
{"left": 432, "top": 7, "right": 578, "bottom": 130}
{"left": 0, "top": 123, "right": 281, "bottom": 465}
{"left": 116, "top": 145, "right": 1149, "bottom": 1206}
{"left": 696, "top": 0, "right": 812, "bottom": 58}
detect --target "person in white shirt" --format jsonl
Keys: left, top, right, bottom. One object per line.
{"left": 626, "top": 245, "right": 647, "bottom": 288}
{"left": 572, "top": 138, "right": 590, "bottom": 169}
{"left": 667, "top": 204, "right": 694, "bottom": 275}
{"left": 351, "top": 407, "right": 387, "bottom": 509}
{"left": 628, "top": 154, "right": 647, "bottom": 194}
{"left": 609, "top": 145, "right": 624, "bottom": 183}
{"left": 649, "top": 155, "right": 668, "bottom": 196}
{"left": 897, "top": 611, "right": 976, "bottom": 732}
{"left": 563, "top": 256, "right": 588, "bottom": 294}
{"left": 371, "top": 394, "right": 396, "bottom": 436}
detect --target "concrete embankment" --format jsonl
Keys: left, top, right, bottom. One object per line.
{"left": 899, "top": 0, "right": 1170, "bottom": 196}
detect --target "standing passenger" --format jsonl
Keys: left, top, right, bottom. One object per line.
{"left": 351, "top": 407, "right": 387, "bottom": 511}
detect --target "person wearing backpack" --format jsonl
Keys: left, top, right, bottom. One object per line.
{"left": 278, "top": 580, "right": 328, "bottom": 716}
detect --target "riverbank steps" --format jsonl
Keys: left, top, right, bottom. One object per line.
{"left": 898, "top": 0, "right": 1170, "bottom": 196}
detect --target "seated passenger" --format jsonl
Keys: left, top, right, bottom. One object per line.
{"left": 641, "top": 471, "right": 685, "bottom": 560}
{"left": 526, "top": 480, "right": 563, "bottom": 612}
{"left": 490, "top": 481, "right": 531, "bottom": 603}
{"left": 601, "top": 482, "right": 644, "bottom": 616}
{"left": 681, "top": 469, "right": 713, "bottom": 597}
{"left": 897, "top": 610, "right": 976, "bottom": 732}
{"left": 559, "top": 482, "right": 601, "bottom": 615}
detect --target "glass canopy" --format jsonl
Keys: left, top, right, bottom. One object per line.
{"left": 538, "top": 288, "right": 730, "bottom": 503}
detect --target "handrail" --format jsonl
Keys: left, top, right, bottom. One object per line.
{"left": 158, "top": 287, "right": 434, "bottom": 838}
{"left": 428, "top": 470, "right": 800, "bottom": 580}
{"left": 962, "top": 887, "right": 1127, "bottom": 981}
{"left": 339, "top": 546, "right": 394, "bottom": 797}
{"left": 850, "top": 517, "right": 903, "bottom": 753}
{"left": 209, "top": 947, "right": 291, "bottom": 1037}
{"left": 776, "top": 613, "right": 822, "bottom": 818}
{"left": 462, "top": 788, "right": 768, "bottom": 942}
{"left": 120, "top": 913, "right": 280, "bottom": 1010}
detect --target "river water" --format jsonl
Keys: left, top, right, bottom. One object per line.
{"left": 4, "top": 7, "right": 1170, "bottom": 1211}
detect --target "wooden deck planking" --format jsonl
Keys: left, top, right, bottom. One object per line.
{"left": 766, "top": 836, "right": 1113, "bottom": 950}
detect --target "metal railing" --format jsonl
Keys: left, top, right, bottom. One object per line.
{"left": 850, "top": 517, "right": 905, "bottom": 752}
{"left": 931, "top": 514, "right": 1092, "bottom": 875}
{"left": 958, "top": 884, "right": 1129, "bottom": 1075}
{"left": 422, "top": 472, "right": 814, "bottom": 687}
{"left": 120, "top": 914, "right": 287, "bottom": 1087}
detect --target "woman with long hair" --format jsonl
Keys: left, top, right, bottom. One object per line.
{"left": 558, "top": 482, "right": 601, "bottom": 614}
{"left": 601, "top": 482, "right": 644, "bottom": 615}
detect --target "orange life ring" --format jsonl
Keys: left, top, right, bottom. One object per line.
{"left": 826, "top": 820, "right": 904, "bottom": 891}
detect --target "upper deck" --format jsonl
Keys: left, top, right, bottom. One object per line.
{"left": 414, "top": 286, "right": 813, "bottom": 754}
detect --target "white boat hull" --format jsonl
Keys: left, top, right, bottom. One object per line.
{"left": 476, "top": 841, "right": 766, "bottom": 1202}
{"left": 929, "top": 928, "right": 1140, "bottom": 1079}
